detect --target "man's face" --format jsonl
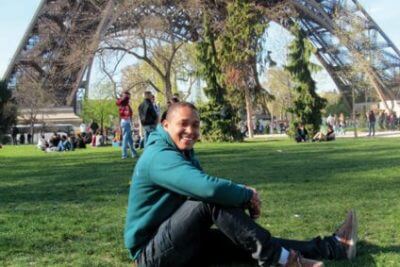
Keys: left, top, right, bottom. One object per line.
{"left": 162, "top": 106, "right": 200, "bottom": 151}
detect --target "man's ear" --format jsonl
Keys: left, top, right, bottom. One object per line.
{"left": 162, "top": 119, "right": 169, "bottom": 130}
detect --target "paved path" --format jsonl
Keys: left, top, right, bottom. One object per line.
{"left": 253, "top": 130, "right": 400, "bottom": 139}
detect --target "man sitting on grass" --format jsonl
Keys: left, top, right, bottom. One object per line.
{"left": 124, "top": 102, "right": 358, "bottom": 267}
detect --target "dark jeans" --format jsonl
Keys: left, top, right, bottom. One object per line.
{"left": 143, "top": 125, "right": 157, "bottom": 147}
{"left": 368, "top": 121, "right": 376, "bottom": 136}
{"left": 134, "top": 200, "right": 346, "bottom": 267}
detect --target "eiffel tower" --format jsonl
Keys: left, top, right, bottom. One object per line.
{"left": 3, "top": 0, "right": 400, "bottom": 111}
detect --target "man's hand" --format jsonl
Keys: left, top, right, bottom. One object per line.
{"left": 246, "top": 186, "right": 261, "bottom": 219}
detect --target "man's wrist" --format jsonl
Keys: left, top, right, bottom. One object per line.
{"left": 243, "top": 187, "right": 254, "bottom": 208}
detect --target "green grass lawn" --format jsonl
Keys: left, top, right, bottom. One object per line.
{"left": 1, "top": 138, "right": 399, "bottom": 266}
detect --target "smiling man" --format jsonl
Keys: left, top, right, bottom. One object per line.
{"left": 124, "top": 102, "right": 357, "bottom": 267}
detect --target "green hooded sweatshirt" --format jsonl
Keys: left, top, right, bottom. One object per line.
{"left": 124, "top": 125, "right": 253, "bottom": 259}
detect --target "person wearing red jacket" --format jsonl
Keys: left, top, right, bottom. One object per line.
{"left": 116, "top": 91, "right": 137, "bottom": 159}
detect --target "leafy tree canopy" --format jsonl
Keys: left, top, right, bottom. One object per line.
{"left": 0, "top": 80, "right": 17, "bottom": 141}
{"left": 82, "top": 82, "right": 119, "bottom": 133}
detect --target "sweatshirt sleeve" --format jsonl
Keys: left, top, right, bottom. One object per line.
{"left": 148, "top": 149, "right": 253, "bottom": 207}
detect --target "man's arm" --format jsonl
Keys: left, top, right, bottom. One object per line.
{"left": 149, "top": 103, "right": 158, "bottom": 121}
{"left": 149, "top": 149, "right": 253, "bottom": 207}
{"left": 116, "top": 95, "right": 129, "bottom": 106}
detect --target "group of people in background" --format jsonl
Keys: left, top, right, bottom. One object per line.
{"left": 367, "top": 109, "right": 399, "bottom": 137}
{"left": 295, "top": 123, "right": 336, "bottom": 143}
{"left": 37, "top": 132, "right": 88, "bottom": 152}
{"left": 115, "top": 90, "right": 180, "bottom": 159}
{"left": 295, "top": 114, "right": 340, "bottom": 143}
{"left": 11, "top": 126, "right": 33, "bottom": 145}
{"left": 321, "top": 113, "right": 345, "bottom": 136}
{"left": 295, "top": 109, "right": 400, "bottom": 143}
{"left": 33, "top": 120, "right": 109, "bottom": 153}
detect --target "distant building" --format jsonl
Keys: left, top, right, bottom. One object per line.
{"left": 354, "top": 100, "right": 400, "bottom": 115}
{"left": 16, "top": 106, "right": 82, "bottom": 143}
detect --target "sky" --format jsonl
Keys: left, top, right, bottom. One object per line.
{"left": 0, "top": 0, "right": 399, "bottom": 92}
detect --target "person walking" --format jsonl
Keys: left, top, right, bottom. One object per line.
{"left": 19, "top": 133, "right": 25, "bottom": 145}
{"left": 90, "top": 120, "right": 99, "bottom": 135}
{"left": 125, "top": 102, "right": 358, "bottom": 267}
{"left": 368, "top": 110, "right": 376, "bottom": 137}
{"left": 138, "top": 91, "right": 158, "bottom": 146}
{"left": 116, "top": 91, "right": 137, "bottom": 159}
{"left": 11, "top": 126, "right": 19, "bottom": 145}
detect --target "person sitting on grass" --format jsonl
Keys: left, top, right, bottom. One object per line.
{"left": 55, "top": 135, "right": 72, "bottom": 152}
{"left": 313, "top": 124, "right": 335, "bottom": 142}
{"left": 124, "top": 102, "right": 357, "bottom": 267}
{"left": 61, "top": 135, "right": 72, "bottom": 151}
{"left": 68, "top": 134, "right": 77, "bottom": 150}
{"left": 76, "top": 133, "right": 86, "bottom": 149}
{"left": 295, "top": 123, "right": 308, "bottom": 143}
{"left": 37, "top": 134, "right": 48, "bottom": 151}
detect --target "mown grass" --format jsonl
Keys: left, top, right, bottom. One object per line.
{"left": 1, "top": 138, "right": 399, "bottom": 266}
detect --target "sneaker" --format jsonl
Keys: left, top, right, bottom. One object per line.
{"left": 335, "top": 210, "right": 358, "bottom": 260}
{"left": 285, "top": 250, "right": 324, "bottom": 267}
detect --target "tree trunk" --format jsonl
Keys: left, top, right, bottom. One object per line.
{"left": 352, "top": 86, "right": 358, "bottom": 138}
{"left": 269, "top": 105, "right": 274, "bottom": 134}
{"left": 100, "top": 112, "right": 104, "bottom": 136}
{"left": 29, "top": 110, "right": 35, "bottom": 144}
{"left": 244, "top": 87, "right": 254, "bottom": 138}
{"left": 164, "top": 76, "right": 172, "bottom": 105}
{"left": 30, "top": 120, "right": 34, "bottom": 144}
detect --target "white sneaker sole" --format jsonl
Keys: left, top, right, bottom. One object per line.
{"left": 347, "top": 210, "right": 358, "bottom": 260}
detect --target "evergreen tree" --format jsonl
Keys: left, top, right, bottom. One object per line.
{"left": 196, "top": 13, "right": 242, "bottom": 142}
{"left": 219, "top": 0, "right": 268, "bottom": 138}
{"left": 285, "top": 24, "right": 327, "bottom": 137}
{"left": 0, "top": 80, "right": 17, "bottom": 143}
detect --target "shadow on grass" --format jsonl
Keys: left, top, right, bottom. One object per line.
{"left": 323, "top": 240, "right": 400, "bottom": 267}
{"left": 0, "top": 151, "right": 133, "bottom": 205}
{"left": 209, "top": 240, "right": 399, "bottom": 267}
{"left": 197, "top": 142, "right": 400, "bottom": 187}
{"left": 359, "top": 240, "right": 400, "bottom": 255}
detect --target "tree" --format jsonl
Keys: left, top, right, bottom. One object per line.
{"left": 0, "top": 80, "right": 17, "bottom": 143}
{"left": 98, "top": 1, "right": 189, "bottom": 104}
{"left": 82, "top": 82, "right": 119, "bottom": 134}
{"left": 219, "top": 0, "right": 269, "bottom": 138}
{"left": 120, "top": 43, "right": 199, "bottom": 110}
{"left": 264, "top": 68, "right": 294, "bottom": 121}
{"left": 320, "top": 90, "right": 350, "bottom": 117}
{"left": 14, "top": 79, "right": 56, "bottom": 138}
{"left": 196, "top": 12, "right": 242, "bottom": 142}
{"left": 121, "top": 62, "right": 167, "bottom": 113}
{"left": 285, "top": 24, "right": 326, "bottom": 137}
{"left": 97, "top": 49, "right": 127, "bottom": 99}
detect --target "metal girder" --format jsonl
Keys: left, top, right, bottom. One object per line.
{"left": 3, "top": 0, "right": 400, "bottom": 111}
{"left": 3, "top": 0, "right": 113, "bottom": 107}
{"left": 287, "top": 0, "right": 400, "bottom": 104}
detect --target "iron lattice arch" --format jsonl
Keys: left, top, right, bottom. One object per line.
{"left": 3, "top": 0, "right": 400, "bottom": 110}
